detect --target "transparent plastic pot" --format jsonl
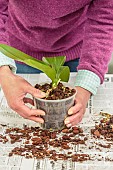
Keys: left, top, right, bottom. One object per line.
{"left": 34, "top": 82, "right": 77, "bottom": 130}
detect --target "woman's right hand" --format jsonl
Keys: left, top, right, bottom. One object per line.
{"left": 0, "top": 66, "right": 46, "bottom": 123}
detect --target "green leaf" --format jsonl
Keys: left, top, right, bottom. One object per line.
{"left": 0, "top": 44, "right": 56, "bottom": 81}
{"left": 0, "top": 44, "right": 70, "bottom": 87}
{"left": 42, "top": 56, "right": 66, "bottom": 73}
{"left": 59, "top": 66, "right": 70, "bottom": 82}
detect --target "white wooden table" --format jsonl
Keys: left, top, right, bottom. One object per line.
{"left": 0, "top": 73, "right": 113, "bottom": 170}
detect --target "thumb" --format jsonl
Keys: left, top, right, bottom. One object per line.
{"left": 27, "top": 86, "right": 46, "bottom": 98}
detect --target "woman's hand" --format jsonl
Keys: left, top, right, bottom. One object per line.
{"left": 0, "top": 66, "right": 46, "bottom": 123}
{"left": 64, "top": 86, "right": 91, "bottom": 127}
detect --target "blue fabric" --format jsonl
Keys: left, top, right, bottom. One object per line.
{"left": 16, "top": 59, "right": 79, "bottom": 74}
{"left": 64, "top": 59, "right": 79, "bottom": 72}
{"left": 16, "top": 62, "right": 42, "bottom": 74}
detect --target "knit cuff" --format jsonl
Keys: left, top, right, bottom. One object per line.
{"left": 74, "top": 70, "right": 101, "bottom": 95}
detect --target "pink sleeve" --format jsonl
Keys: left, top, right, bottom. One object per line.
{"left": 78, "top": 0, "right": 113, "bottom": 83}
{"left": 0, "top": 0, "right": 9, "bottom": 44}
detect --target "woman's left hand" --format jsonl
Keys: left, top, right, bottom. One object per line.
{"left": 64, "top": 86, "right": 91, "bottom": 127}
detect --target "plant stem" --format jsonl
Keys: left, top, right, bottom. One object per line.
{"left": 52, "top": 78, "right": 60, "bottom": 88}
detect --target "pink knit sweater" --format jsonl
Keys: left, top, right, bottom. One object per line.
{"left": 0, "top": 0, "right": 113, "bottom": 82}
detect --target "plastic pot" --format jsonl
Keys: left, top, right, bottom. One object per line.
{"left": 34, "top": 82, "right": 76, "bottom": 130}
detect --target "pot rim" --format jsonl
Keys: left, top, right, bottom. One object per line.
{"left": 34, "top": 81, "right": 77, "bottom": 102}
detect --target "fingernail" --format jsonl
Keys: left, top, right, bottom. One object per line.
{"left": 40, "top": 119, "right": 44, "bottom": 123}
{"left": 68, "top": 109, "right": 73, "bottom": 115}
{"left": 65, "top": 119, "right": 70, "bottom": 124}
{"left": 35, "top": 91, "right": 46, "bottom": 98}
{"left": 66, "top": 123, "right": 72, "bottom": 128}
{"left": 41, "top": 92, "right": 46, "bottom": 97}
{"left": 37, "top": 91, "right": 46, "bottom": 98}
{"left": 41, "top": 111, "right": 45, "bottom": 115}
{"left": 36, "top": 111, "right": 45, "bottom": 116}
